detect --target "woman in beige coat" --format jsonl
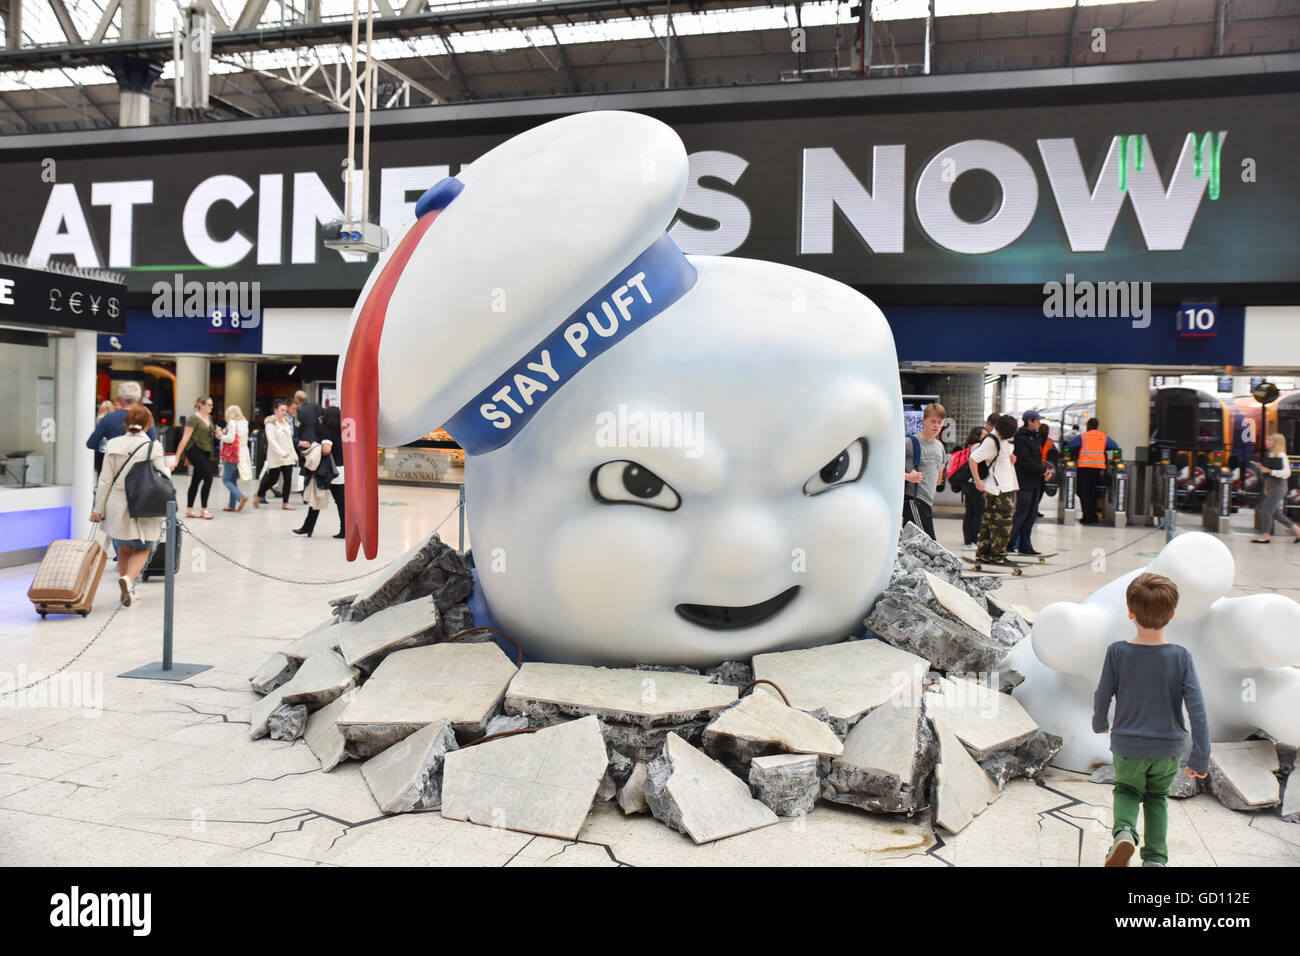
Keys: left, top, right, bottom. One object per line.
{"left": 90, "top": 405, "right": 168, "bottom": 606}
{"left": 254, "top": 399, "right": 297, "bottom": 509}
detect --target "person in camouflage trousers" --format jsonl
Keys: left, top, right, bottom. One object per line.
{"left": 978, "top": 491, "right": 1015, "bottom": 562}
{"left": 970, "top": 414, "right": 1019, "bottom": 563}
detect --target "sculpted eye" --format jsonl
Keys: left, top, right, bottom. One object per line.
{"left": 803, "top": 438, "right": 868, "bottom": 495}
{"left": 590, "top": 461, "right": 681, "bottom": 511}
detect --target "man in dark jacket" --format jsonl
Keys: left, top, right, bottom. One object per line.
{"left": 86, "top": 381, "right": 157, "bottom": 456}
{"left": 1009, "top": 410, "right": 1046, "bottom": 555}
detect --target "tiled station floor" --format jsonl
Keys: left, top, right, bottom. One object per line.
{"left": 0, "top": 481, "right": 1296, "bottom": 866}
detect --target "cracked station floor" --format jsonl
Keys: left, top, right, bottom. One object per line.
{"left": 1, "top": 482, "right": 1297, "bottom": 867}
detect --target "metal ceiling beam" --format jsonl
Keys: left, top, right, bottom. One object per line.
{"left": 546, "top": 22, "right": 579, "bottom": 91}
{"left": 234, "top": 0, "right": 273, "bottom": 32}
{"left": 89, "top": 0, "right": 119, "bottom": 43}
{"left": 48, "top": 0, "right": 83, "bottom": 44}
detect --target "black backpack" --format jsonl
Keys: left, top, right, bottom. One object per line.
{"left": 113, "top": 440, "right": 177, "bottom": 518}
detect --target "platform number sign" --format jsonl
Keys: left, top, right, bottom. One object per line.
{"left": 209, "top": 308, "right": 242, "bottom": 332}
{"left": 1177, "top": 302, "right": 1217, "bottom": 338}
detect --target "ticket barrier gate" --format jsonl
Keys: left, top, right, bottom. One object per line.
{"left": 1147, "top": 457, "right": 1180, "bottom": 541}
{"left": 1056, "top": 464, "right": 1077, "bottom": 526}
{"left": 1101, "top": 462, "right": 1130, "bottom": 528}
{"left": 1201, "top": 465, "right": 1233, "bottom": 533}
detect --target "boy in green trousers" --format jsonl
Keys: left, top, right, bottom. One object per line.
{"left": 1092, "top": 572, "right": 1211, "bottom": 867}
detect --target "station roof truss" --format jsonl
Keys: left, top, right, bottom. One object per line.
{"left": 0, "top": 0, "right": 1297, "bottom": 131}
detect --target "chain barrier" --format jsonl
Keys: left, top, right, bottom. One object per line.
{"left": 1016, "top": 527, "right": 1165, "bottom": 578}
{"left": 174, "top": 497, "right": 463, "bottom": 586}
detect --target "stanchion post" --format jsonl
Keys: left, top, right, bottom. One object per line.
{"left": 119, "top": 499, "right": 213, "bottom": 682}
{"left": 457, "top": 484, "right": 466, "bottom": 555}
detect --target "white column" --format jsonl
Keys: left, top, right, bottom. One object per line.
{"left": 71, "top": 330, "right": 97, "bottom": 532}
{"left": 54, "top": 334, "right": 78, "bottom": 487}
{"left": 1095, "top": 367, "right": 1150, "bottom": 461}
{"left": 223, "top": 359, "right": 256, "bottom": 417}
{"left": 174, "top": 355, "right": 212, "bottom": 423}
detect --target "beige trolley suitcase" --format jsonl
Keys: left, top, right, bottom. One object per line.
{"left": 28, "top": 531, "right": 108, "bottom": 619}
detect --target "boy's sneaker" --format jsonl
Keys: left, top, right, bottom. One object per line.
{"left": 962, "top": 543, "right": 977, "bottom": 553}
{"left": 1105, "top": 830, "right": 1137, "bottom": 867}
{"left": 1141, "top": 861, "right": 1166, "bottom": 867}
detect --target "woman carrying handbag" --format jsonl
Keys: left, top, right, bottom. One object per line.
{"left": 172, "top": 394, "right": 224, "bottom": 519}
{"left": 90, "top": 406, "right": 173, "bottom": 606}
{"left": 219, "top": 404, "right": 253, "bottom": 512}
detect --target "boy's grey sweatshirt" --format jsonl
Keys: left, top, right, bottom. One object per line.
{"left": 1092, "top": 640, "right": 1211, "bottom": 774}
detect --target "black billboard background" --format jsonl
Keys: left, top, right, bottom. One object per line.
{"left": 0, "top": 89, "right": 1296, "bottom": 301}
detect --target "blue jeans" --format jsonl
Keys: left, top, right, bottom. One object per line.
{"left": 221, "top": 461, "right": 243, "bottom": 508}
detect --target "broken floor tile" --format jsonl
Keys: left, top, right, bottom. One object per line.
{"left": 822, "top": 697, "right": 934, "bottom": 815}
{"left": 337, "top": 642, "right": 517, "bottom": 752}
{"left": 361, "top": 719, "right": 459, "bottom": 814}
{"left": 930, "top": 714, "right": 1000, "bottom": 835}
{"left": 250, "top": 648, "right": 359, "bottom": 739}
{"left": 923, "top": 674, "right": 1038, "bottom": 762}
{"left": 348, "top": 532, "right": 448, "bottom": 622}
{"left": 304, "top": 695, "right": 353, "bottom": 772}
{"left": 752, "top": 639, "right": 930, "bottom": 735}
{"left": 986, "top": 592, "right": 1037, "bottom": 626}
{"left": 282, "top": 619, "right": 341, "bottom": 662}
{"left": 643, "top": 733, "right": 778, "bottom": 844}
{"left": 702, "top": 686, "right": 843, "bottom": 776}
{"left": 334, "top": 597, "right": 441, "bottom": 669}
{"left": 924, "top": 570, "right": 992, "bottom": 637}
{"left": 1209, "top": 741, "right": 1281, "bottom": 810}
{"left": 505, "top": 662, "right": 736, "bottom": 761}
{"left": 440, "top": 715, "right": 607, "bottom": 840}
{"left": 866, "top": 594, "right": 1003, "bottom": 675}
{"left": 977, "top": 728, "right": 1063, "bottom": 789}
{"left": 249, "top": 652, "right": 299, "bottom": 696}
{"left": 749, "top": 753, "right": 819, "bottom": 817}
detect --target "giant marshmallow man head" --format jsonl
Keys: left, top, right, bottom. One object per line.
{"left": 340, "top": 111, "right": 904, "bottom": 667}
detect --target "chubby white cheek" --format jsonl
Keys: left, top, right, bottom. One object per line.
{"left": 797, "top": 482, "right": 895, "bottom": 612}
{"left": 547, "top": 507, "right": 691, "bottom": 626}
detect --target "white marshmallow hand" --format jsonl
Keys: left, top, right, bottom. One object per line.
{"left": 1004, "top": 532, "right": 1300, "bottom": 772}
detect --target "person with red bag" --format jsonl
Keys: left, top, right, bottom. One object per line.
{"left": 219, "top": 404, "right": 252, "bottom": 512}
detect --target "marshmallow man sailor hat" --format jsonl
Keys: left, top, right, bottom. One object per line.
{"left": 339, "top": 111, "right": 696, "bottom": 559}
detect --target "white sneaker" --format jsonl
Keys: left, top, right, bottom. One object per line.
{"left": 962, "top": 543, "right": 977, "bottom": 553}
{"left": 119, "top": 575, "right": 133, "bottom": 607}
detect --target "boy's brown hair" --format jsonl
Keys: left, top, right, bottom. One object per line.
{"left": 1127, "top": 572, "right": 1179, "bottom": 629}
{"left": 923, "top": 403, "right": 947, "bottom": 420}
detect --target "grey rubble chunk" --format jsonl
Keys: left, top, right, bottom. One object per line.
{"left": 249, "top": 652, "right": 299, "bottom": 695}
{"left": 268, "top": 703, "right": 308, "bottom": 741}
{"left": 704, "top": 661, "right": 753, "bottom": 688}
{"left": 282, "top": 619, "right": 341, "bottom": 662}
{"left": 439, "top": 603, "right": 474, "bottom": 640}
{"left": 866, "top": 594, "right": 1003, "bottom": 675}
{"left": 1282, "top": 766, "right": 1298, "bottom": 823}
{"left": 334, "top": 597, "right": 441, "bottom": 669}
{"left": 617, "top": 762, "right": 650, "bottom": 815}
{"left": 930, "top": 715, "right": 1000, "bottom": 835}
{"left": 643, "top": 733, "right": 778, "bottom": 844}
{"left": 440, "top": 715, "right": 607, "bottom": 840}
{"left": 996, "top": 669, "right": 1025, "bottom": 694}
{"left": 749, "top": 753, "right": 820, "bottom": 817}
{"left": 822, "top": 699, "right": 934, "bottom": 814}
{"left": 597, "top": 771, "right": 617, "bottom": 802}
{"left": 504, "top": 663, "right": 737, "bottom": 762}
{"left": 1089, "top": 764, "right": 1115, "bottom": 784}
{"left": 702, "top": 688, "right": 843, "bottom": 776}
{"left": 361, "top": 719, "right": 459, "bottom": 814}
{"left": 752, "top": 639, "right": 930, "bottom": 735}
{"left": 990, "top": 611, "right": 1032, "bottom": 650}
{"left": 305, "top": 695, "right": 353, "bottom": 772}
{"left": 606, "top": 747, "right": 634, "bottom": 786}
{"left": 1208, "top": 741, "right": 1281, "bottom": 810}
{"left": 484, "top": 713, "right": 530, "bottom": 737}
{"left": 337, "top": 642, "right": 517, "bottom": 750}
{"left": 977, "top": 729, "right": 1063, "bottom": 789}
{"left": 923, "top": 675, "right": 1039, "bottom": 761}
{"left": 250, "top": 648, "right": 359, "bottom": 739}
{"left": 351, "top": 530, "right": 457, "bottom": 621}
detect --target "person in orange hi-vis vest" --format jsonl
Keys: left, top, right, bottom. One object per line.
{"left": 1067, "top": 417, "right": 1120, "bottom": 524}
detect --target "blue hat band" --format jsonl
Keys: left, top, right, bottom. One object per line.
{"left": 444, "top": 233, "right": 698, "bottom": 456}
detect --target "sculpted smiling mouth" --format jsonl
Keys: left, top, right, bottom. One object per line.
{"left": 675, "top": 585, "right": 801, "bottom": 630}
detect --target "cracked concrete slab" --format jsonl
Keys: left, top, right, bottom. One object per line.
{"left": 334, "top": 597, "right": 441, "bottom": 668}
{"left": 986, "top": 592, "right": 1037, "bottom": 626}
{"left": 1282, "top": 765, "right": 1298, "bottom": 823}
{"left": 337, "top": 643, "right": 518, "bottom": 750}
{"left": 752, "top": 639, "right": 930, "bottom": 735}
{"left": 923, "top": 674, "right": 1039, "bottom": 761}
{"left": 249, "top": 652, "right": 299, "bottom": 695}
{"left": 1209, "top": 741, "right": 1281, "bottom": 810}
{"left": 304, "top": 695, "right": 352, "bottom": 772}
{"left": 924, "top": 570, "right": 993, "bottom": 637}
{"left": 282, "top": 619, "right": 342, "bottom": 662}
{"left": 440, "top": 715, "right": 607, "bottom": 840}
{"left": 749, "top": 753, "right": 819, "bottom": 817}
{"left": 930, "top": 714, "right": 1000, "bottom": 834}
{"left": 822, "top": 697, "right": 933, "bottom": 814}
{"left": 643, "top": 732, "right": 778, "bottom": 844}
{"left": 250, "top": 648, "right": 359, "bottom": 739}
{"left": 702, "top": 686, "right": 843, "bottom": 775}
{"left": 361, "top": 719, "right": 459, "bottom": 814}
